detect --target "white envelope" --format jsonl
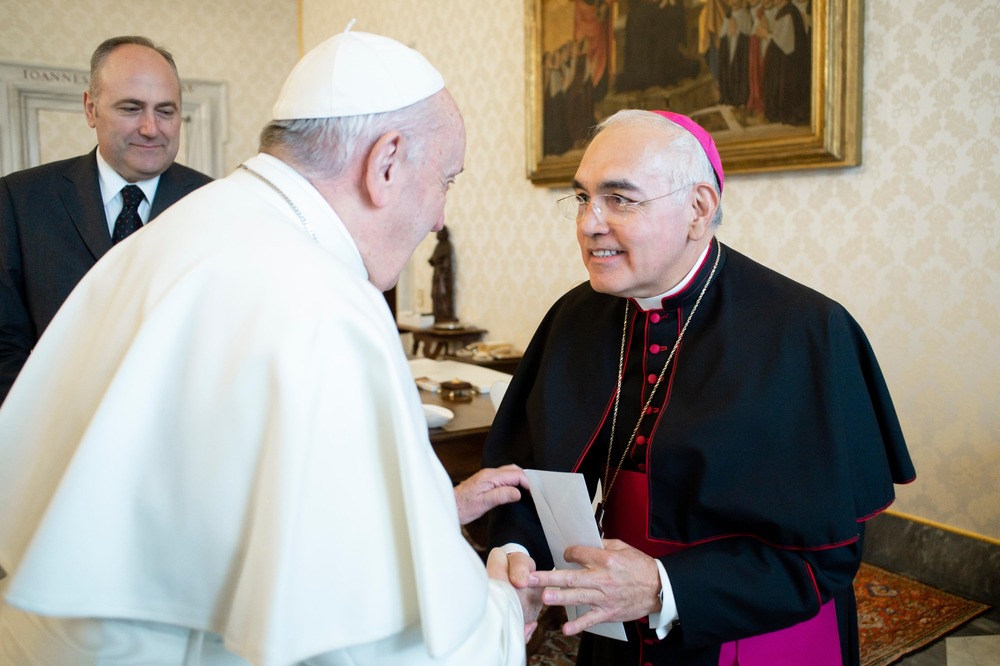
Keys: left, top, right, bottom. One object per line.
{"left": 524, "top": 469, "right": 627, "bottom": 641}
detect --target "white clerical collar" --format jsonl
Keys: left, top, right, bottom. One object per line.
{"left": 95, "top": 149, "right": 160, "bottom": 207}
{"left": 633, "top": 244, "right": 712, "bottom": 312}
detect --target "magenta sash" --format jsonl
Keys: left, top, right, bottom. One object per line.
{"left": 603, "top": 469, "right": 842, "bottom": 666}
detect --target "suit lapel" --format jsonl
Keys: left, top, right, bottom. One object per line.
{"left": 59, "top": 155, "right": 204, "bottom": 254}
{"left": 150, "top": 164, "right": 190, "bottom": 219}
{"left": 61, "top": 150, "right": 113, "bottom": 260}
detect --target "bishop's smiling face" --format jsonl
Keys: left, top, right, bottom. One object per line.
{"left": 573, "top": 121, "right": 707, "bottom": 299}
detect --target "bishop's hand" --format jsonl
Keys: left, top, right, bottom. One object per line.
{"left": 526, "top": 539, "right": 662, "bottom": 635}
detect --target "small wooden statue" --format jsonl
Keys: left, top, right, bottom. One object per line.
{"left": 429, "top": 225, "right": 456, "bottom": 323}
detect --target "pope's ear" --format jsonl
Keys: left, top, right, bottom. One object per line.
{"left": 364, "top": 131, "right": 403, "bottom": 208}
{"left": 687, "top": 182, "right": 719, "bottom": 241}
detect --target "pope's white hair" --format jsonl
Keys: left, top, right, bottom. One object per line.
{"left": 259, "top": 93, "right": 443, "bottom": 181}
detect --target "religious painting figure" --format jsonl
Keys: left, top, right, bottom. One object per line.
{"left": 718, "top": 0, "right": 752, "bottom": 108}
{"left": 565, "top": 38, "right": 597, "bottom": 147}
{"left": 745, "top": 0, "right": 769, "bottom": 116}
{"left": 575, "top": 0, "right": 612, "bottom": 103}
{"left": 762, "top": 0, "right": 810, "bottom": 125}
{"left": 543, "top": 48, "right": 572, "bottom": 155}
{"left": 618, "top": 0, "right": 701, "bottom": 93}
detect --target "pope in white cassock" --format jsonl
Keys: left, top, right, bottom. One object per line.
{"left": 0, "top": 26, "right": 534, "bottom": 666}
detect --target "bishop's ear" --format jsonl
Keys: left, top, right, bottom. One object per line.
{"left": 687, "top": 182, "right": 719, "bottom": 240}
{"left": 364, "top": 131, "right": 403, "bottom": 207}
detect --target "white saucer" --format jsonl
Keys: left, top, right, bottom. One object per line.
{"left": 422, "top": 404, "right": 454, "bottom": 428}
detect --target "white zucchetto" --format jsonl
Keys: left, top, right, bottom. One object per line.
{"left": 272, "top": 24, "right": 445, "bottom": 120}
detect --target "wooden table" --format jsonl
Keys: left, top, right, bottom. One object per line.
{"left": 423, "top": 390, "right": 495, "bottom": 483}
{"left": 442, "top": 353, "right": 521, "bottom": 376}
{"left": 398, "top": 324, "right": 488, "bottom": 359}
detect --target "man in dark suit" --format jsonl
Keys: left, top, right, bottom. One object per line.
{"left": 0, "top": 36, "right": 211, "bottom": 403}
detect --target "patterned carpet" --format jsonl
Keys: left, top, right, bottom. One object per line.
{"left": 528, "top": 562, "right": 991, "bottom": 665}
{"left": 855, "top": 563, "right": 990, "bottom": 666}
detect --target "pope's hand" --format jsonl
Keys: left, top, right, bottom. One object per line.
{"left": 454, "top": 464, "right": 528, "bottom": 525}
{"left": 486, "top": 547, "right": 543, "bottom": 643}
{"left": 526, "top": 539, "right": 661, "bottom": 635}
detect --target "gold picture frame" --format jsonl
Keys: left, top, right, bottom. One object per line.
{"left": 525, "top": 0, "right": 862, "bottom": 187}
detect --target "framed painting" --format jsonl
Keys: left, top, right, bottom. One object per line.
{"left": 524, "top": 0, "right": 863, "bottom": 186}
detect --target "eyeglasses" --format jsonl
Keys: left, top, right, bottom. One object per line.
{"left": 556, "top": 183, "right": 696, "bottom": 223}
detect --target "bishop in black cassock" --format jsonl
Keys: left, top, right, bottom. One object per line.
{"left": 484, "top": 110, "right": 914, "bottom": 666}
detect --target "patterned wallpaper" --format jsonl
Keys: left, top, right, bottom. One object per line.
{"left": 304, "top": 0, "right": 1000, "bottom": 539}
{"left": 0, "top": 0, "right": 299, "bottom": 175}
{"left": 36, "top": 110, "right": 97, "bottom": 165}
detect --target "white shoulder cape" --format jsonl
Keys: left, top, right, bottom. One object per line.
{"left": 0, "top": 155, "right": 522, "bottom": 665}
